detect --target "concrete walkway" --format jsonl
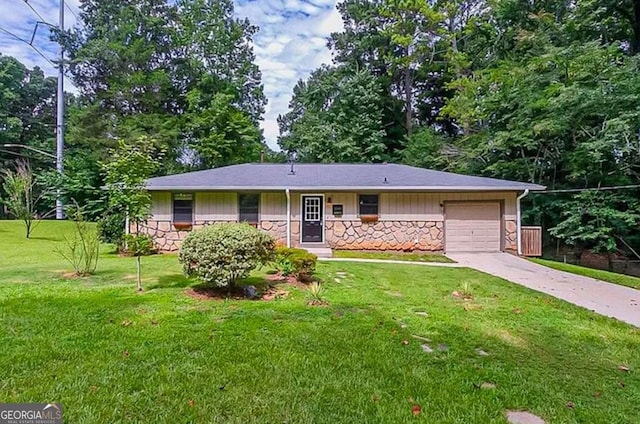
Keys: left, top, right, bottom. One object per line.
{"left": 447, "top": 252, "right": 640, "bottom": 327}
{"left": 319, "top": 257, "right": 462, "bottom": 267}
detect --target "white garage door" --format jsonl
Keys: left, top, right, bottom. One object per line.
{"left": 445, "top": 203, "right": 501, "bottom": 252}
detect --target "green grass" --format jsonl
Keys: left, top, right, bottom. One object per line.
{"left": 333, "top": 249, "right": 454, "bottom": 263}
{"left": 1, "top": 220, "right": 639, "bottom": 423}
{"left": 530, "top": 258, "right": 640, "bottom": 290}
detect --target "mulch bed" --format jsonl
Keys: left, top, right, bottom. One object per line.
{"left": 184, "top": 273, "right": 308, "bottom": 301}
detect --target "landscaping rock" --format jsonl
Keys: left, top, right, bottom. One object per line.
{"left": 437, "top": 343, "right": 449, "bottom": 352}
{"left": 243, "top": 285, "right": 259, "bottom": 299}
{"left": 420, "top": 344, "right": 433, "bottom": 353}
{"left": 505, "top": 411, "right": 546, "bottom": 424}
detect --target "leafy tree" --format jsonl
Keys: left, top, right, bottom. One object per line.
{"left": 1, "top": 160, "right": 52, "bottom": 238}
{"left": 441, "top": 3, "right": 640, "bottom": 253}
{"left": 63, "top": 0, "right": 266, "bottom": 177}
{"left": 278, "top": 67, "right": 387, "bottom": 162}
{"left": 102, "top": 137, "right": 162, "bottom": 239}
{"left": 184, "top": 90, "right": 262, "bottom": 169}
{"left": 176, "top": 0, "right": 266, "bottom": 123}
{"left": 0, "top": 55, "right": 57, "bottom": 159}
{"left": 379, "top": 0, "right": 442, "bottom": 135}
{"left": 401, "top": 127, "right": 457, "bottom": 171}
{"left": 0, "top": 55, "right": 58, "bottom": 210}
{"left": 549, "top": 191, "right": 640, "bottom": 255}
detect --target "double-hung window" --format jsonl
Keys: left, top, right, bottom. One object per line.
{"left": 239, "top": 193, "right": 260, "bottom": 224}
{"left": 173, "top": 193, "right": 193, "bottom": 224}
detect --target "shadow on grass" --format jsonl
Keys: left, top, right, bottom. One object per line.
{"left": 149, "top": 273, "right": 193, "bottom": 289}
{"left": 241, "top": 276, "right": 272, "bottom": 290}
{"left": 188, "top": 276, "right": 272, "bottom": 292}
{"left": 28, "top": 236, "right": 61, "bottom": 242}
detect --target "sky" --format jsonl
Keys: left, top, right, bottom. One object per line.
{"left": 0, "top": 0, "right": 342, "bottom": 150}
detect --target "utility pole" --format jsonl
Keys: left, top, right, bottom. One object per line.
{"left": 55, "top": 0, "right": 65, "bottom": 219}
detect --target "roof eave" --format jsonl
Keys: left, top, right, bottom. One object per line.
{"left": 146, "top": 185, "right": 545, "bottom": 191}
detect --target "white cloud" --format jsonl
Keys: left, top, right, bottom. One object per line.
{"left": 0, "top": 0, "right": 341, "bottom": 150}
{"left": 236, "top": 0, "right": 342, "bottom": 150}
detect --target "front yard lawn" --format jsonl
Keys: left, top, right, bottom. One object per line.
{"left": 530, "top": 258, "right": 640, "bottom": 290}
{"left": 333, "top": 249, "right": 454, "bottom": 263}
{"left": 1, "top": 221, "right": 639, "bottom": 423}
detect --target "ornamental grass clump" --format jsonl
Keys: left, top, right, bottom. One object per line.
{"left": 179, "top": 223, "right": 275, "bottom": 288}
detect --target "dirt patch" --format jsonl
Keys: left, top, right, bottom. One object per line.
{"left": 261, "top": 287, "right": 289, "bottom": 301}
{"left": 59, "top": 271, "right": 91, "bottom": 279}
{"left": 487, "top": 328, "right": 528, "bottom": 348}
{"left": 266, "top": 273, "right": 309, "bottom": 290}
{"left": 307, "top": 300, "right": 329, "bottom": 307}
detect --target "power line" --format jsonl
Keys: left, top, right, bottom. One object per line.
{"left": 0, "top": 26, "right": 55, "bottom": 67}
{"left": 538, "top": 184, "right": 640, "bottom": 194}
{"left": 0, "top": 148, "right": 38, "bottom": 160}
{"left": 63, "top": 1, "right": 79, "bottom": 21}
{"left": 22, "top": 0, "right": 48, "bottom": 23}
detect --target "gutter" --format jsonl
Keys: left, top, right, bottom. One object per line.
{"left": 516, "top": 189, "right": 530, "bottom": 255}
{"left": 146, "top": 185, "right": 544, "bottom": 192}
{"left": 285, "top": 188, "right": 291, "bottom": 248}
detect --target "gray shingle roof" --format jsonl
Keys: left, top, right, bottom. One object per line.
{"left": 145, "top": 163, "right": 545, "bottom": 191}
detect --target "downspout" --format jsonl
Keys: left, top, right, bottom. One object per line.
{"left": 516, "top": 189, "right": 530, "bottom": 256}
{"left": 285, "top": 188, "right": 291, "bottom": 248}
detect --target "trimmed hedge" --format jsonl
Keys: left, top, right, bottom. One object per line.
{"left": 179, "top": 223, "right": 275, "bottom": 287}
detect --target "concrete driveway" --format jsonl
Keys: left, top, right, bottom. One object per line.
{"left": 447, "top": 252, "right": 640, "bottom": 327}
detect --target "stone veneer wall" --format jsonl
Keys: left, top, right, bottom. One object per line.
{"left": 504, "top": 220, "right": 517, "bottom": 253}
{"left": 137, "top": 218, "right": 517, "bottom": 254}
{"left": 324, "top": 220, "right": 444, "bottom": 251}
{"left": 258, "top": 221, "right": 287, "bottom": 244}
{"left": 134, "top": 220, "right": 289, "bottom": 252}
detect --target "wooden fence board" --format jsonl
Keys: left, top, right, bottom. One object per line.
{"left": 522, "top": 226, "right": 542, "bottom": 257}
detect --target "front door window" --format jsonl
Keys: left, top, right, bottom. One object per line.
{"left": 301, "top": 195, "right": 323, "bottom": 243}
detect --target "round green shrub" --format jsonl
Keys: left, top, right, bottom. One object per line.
{"left": 274, "top": 246, "right": 317, "bottom": 281}
{"left": 179, "top": 223, "right": 276, "bottom": 287}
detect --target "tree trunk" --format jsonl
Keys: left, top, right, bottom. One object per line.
{"left": 404, "top": 66, "right": 413, "bottom": 136}
{"left": 136, "top": 256, "right": 142, "bottom": 291}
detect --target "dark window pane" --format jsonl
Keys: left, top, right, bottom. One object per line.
{"left": 239, "top": 193, "right": 259, "bottom": 223}
{"left": 173, "top": 197, "right": 193, "bottom": 223}
{"left": 359, "top": 194, "right": 379, "bottom": 215}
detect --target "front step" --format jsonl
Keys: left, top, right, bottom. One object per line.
{"left": 297, "top": 244, "right": 333, "bottom": 258}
